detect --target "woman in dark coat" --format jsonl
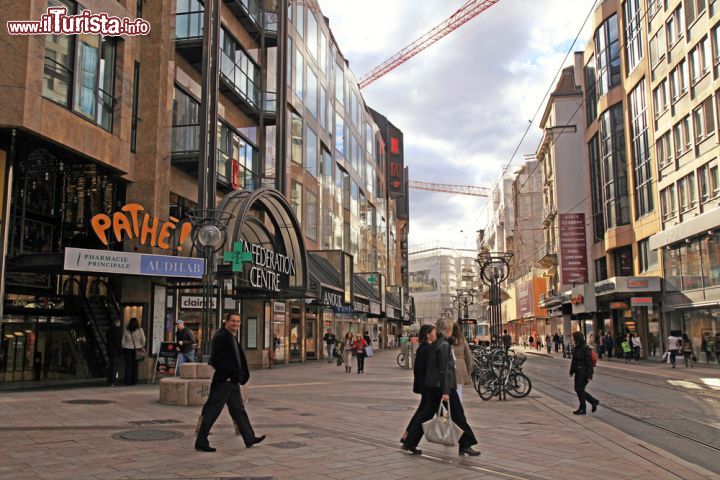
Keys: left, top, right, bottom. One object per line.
{"left": 400, "top": 324, "right": 436, "bottom": 454}
{"left": 570, "top": 331, "right": 599, "bottom": 415}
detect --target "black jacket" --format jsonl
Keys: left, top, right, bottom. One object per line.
{"left": 209, "top": 328, "right": 250, "bottom": 385}
{"left": 424, "top": 336, "right": 456, "bottom": 395}
{"left": 323, "top": 333, "right": 336, "bottom": 345}
{"left": 570, "top": 342, "right": 594, "bottom": 379}
{"left": 106, "top": 324, "right": 123, "bottom": 358}
{"left": 412, "top": 342, "right": 431, "bottom": 394}
{"left": 176, "top": 328, "right": 195, "bottom": 354}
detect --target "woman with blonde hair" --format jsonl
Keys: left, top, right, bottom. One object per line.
{"left": 451, "top": 323, "right": 472, "bottom": 401}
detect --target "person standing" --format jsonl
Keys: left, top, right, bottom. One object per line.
{"left": 701, "top": 334, "right": 713, "bottom": 364}
{"left": 667, "top": 332, "right": 682, "bottom": 368}
{"left": 342, "top": 332, "right": 354, "bottom": 373}
{"left": 604, "top": 332, "right": 613, "bottom": 359}
{"left": 195, "top": 313, "right": 265, "bottom": 452}
{"left": 323, "top": 328, "right": 337, "bottom": 364}
{"left": 175, "top": 319, "right": 196, "bottom": 376}
{"left": 528, "top": 334, "right": 535, "bottom": 351}
{"left": 553, "top": 332, "right": 560, "bottom": 353}
{"left": 632, "top": 334, "right": 641, "bottom": 362}
{"left": 596, "top": 331, "right": 604, "bottom": 359}
{"left": 400, "top": 324, "right": 436, "bottom": 454}
{"left": 569, "top": 331, "right": 599, "bottom": 415}
{"left": 121, "top": 317, "right": 146, "bottom": 386}
{"left": 501, "top": 329, "right": 512, "bottom": 353}
{"left": 451, "top": 323, "right": 473, "bottom": 401}
{"left": 681, "top": 333, "right": 694, "bottom": 368}
{"left": 353, "top": 334, "right": 368, "bottom": 374}
{"left": 545, "top": 334, "right": 552, "bottom": 354}
{"left": 106, "top": 318, "right": 123, "bottom": 386}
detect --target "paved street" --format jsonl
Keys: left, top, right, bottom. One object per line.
{"left": 0, "top": 350, "right": 717, "bottom": 480}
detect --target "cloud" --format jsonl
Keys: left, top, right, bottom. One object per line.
{"left": 318, "top": 0, "right": 597, "bottom": 246}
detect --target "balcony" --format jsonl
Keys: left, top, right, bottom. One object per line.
{"left": 262, "top": 91, "right": 277, "bottom": 125}
{"left": 223, "top": 0, "right": 261, "bottom": 35}
{"left": 263, "top": 11, "right": 278, "bottom": 47}
{"left": 542, "top": 203, "right": 556, "bottom": 226}
{"left": 537, "top": 242, "right": 558, "bottom": 268}
{"left": 175, "top": 10, "right": 204, "bottom": 67}
{"left": 219, "top": 49, "right": 260, "bottom": 115}
{"left": 171, "top": 124, "right": 200, "bottom": 172}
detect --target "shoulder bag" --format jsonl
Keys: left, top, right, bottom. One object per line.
{"left": 131, "top": 331, "right": 146, "bottom": 361}
{"left": 422, "top": 402, "right": 463, "bottom": 446}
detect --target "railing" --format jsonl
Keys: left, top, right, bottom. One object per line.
{"left": 241, "top": 0, "right": 262, "bottom": 26}
{"left": 220, "top": 49, "right": 259, "bottom": 107}
{"left": 263, "top": 91, "right": 277, "bottom": 114}
{"left": 175, "top": 10, "right": 203, "bottom": 40}
{"left": 172, "top": 124, "right": 200, "bottom": 153}
{"left": 537, "top": 243, "right": 557, "bottom": 261}
{"left": 264, "top": 11, "right": 278, "bottom": 33}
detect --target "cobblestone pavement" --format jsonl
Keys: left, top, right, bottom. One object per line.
{"left": 0, "top": 350, "right": 717, "bottom": 480}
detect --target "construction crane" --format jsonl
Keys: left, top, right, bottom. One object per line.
{"left": 358, "top": 0, "right": 500, "bottom": 89}
{"left": 409, "top": 181, "right": 490, "bottom": 197}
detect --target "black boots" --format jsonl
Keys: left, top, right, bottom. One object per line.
{"left": 402, "top": 444, "right": 422, "bottom": 455}
{"left": 459, "top": 446, "right": 481, "bottom": 456}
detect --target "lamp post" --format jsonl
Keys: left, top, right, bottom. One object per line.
{"left": 477, "top": 252, "right": 512, "bottom": 347}
{"left": 188, "top": 209, "right": 234, "bottom": 358}
{"left": 452, "top": 288, "right": 476, "bottom": 322}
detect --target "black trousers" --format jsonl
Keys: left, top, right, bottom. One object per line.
{"left": 404, "top": 393, "right": 428, "bottom": 435}
{"left": 357, "top": 353, "right": 365, "bottom": 372}
{"left": 573, "top": 375, "right": 597, "bottom": 411}
{"left": 122, "top": 348, "right": 138, "bottom": 385}
{"left": 196, "top": 378, "right": 255, "bottom": 448}
{"left": 405, "top": 388, "right": 477, "bottom": 449}
{"left": 107, "top": 355, "right": 121, "bottom": 385}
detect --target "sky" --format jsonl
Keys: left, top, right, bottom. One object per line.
{"left": 317, "top": 0, "right": 596, "bottom": 250}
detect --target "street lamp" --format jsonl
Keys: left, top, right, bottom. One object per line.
{"left": 187, "top": 208, "right": 234, "bottom": 358}
{"left": 477, "top": 252, "right": 512, "bottom": 347}
{"left": 452, "top": 288, "right": 476, "bottom": 321}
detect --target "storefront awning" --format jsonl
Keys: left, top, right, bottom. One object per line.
{"left": 649, "top": 208, "right": 720, "bottom": 250}
{"left": 308, "top": 252, "right": 343, "bottom": 297}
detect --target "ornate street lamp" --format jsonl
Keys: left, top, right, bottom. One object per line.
{"left": 187, "top": 208, "right": 234, "bottom": 358}
{"left": 477, "top": 252, "right": 512, "bottom": 346}
{"left": 452, "top": 288, "right": 477, "bottom": 321}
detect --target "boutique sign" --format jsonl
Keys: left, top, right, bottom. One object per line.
{"left": 224, "top": 240, "right": 296, "bottom": 292}
{"left": 64, "top": 247, "right": 204, "bottom": 278}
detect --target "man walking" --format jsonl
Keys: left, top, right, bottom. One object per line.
{"left": 106, "top": 318, "right": 123, "bottom": 386}
{"left": 195, "top": 313, "right": 265, "bottom": 452}
{"left": 501, "top": 330, "right": 512, "bottom": 353}
{"left": 553, "top": 332, "right": 560, "bottom": 353}
{"left": 175, "top": 319, "right": 196, "bottom": 376}
{"left": 323, "top": 328, "right": 337, "bottom": 363}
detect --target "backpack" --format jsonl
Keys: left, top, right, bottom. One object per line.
{"left": 590, "top": 348, "right": 598, "bottom": 368}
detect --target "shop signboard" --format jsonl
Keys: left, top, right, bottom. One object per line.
{"left": 558, "top": 213, "right": 588, "bottom": 284}
{"left": 370, "top": 301, "right": 381, "bottom": 316}
{"left": 222, "top": 240, "right": 296, "bottom": 292}
{"left": 273, "top": 301, "right": 286, "bottom": 313}
{"left": 516, "top": 281, "right": 532, "bottom": 317}
{"left": 630, "top": 297, "right": 653, "bottom": 307}
{"left": 180, "top": 296, "right": 217, "bottom": 310}
{"left": 353, "top": 298, "right": 370, "bottom": 314}
{"left": 152, "top": 285, "right": 166, "bottom": 355}
{"left": 153, "top": 341, "right": 179, "bottom": 376}
{"left": 571, "top": 284, "right": 597, "bottom": 315}
{"left": 387, "top": 126, "right": 404, "bottom": 198}
{"left": 64, "top": 247, "right": 204, "bottom": 278}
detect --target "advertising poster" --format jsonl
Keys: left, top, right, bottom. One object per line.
{"left": 154, "top": 341, "right": 179, "bottom": 376}
{"left": 558, "top": 213, "right": 589, "bottom": 284}
{"left": 409, "top": 264, "right": 439, "bottom": 293}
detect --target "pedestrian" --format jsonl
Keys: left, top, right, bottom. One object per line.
{"left": 622, "top": 334, "right": 633, "bottom": 363}
{"left": 569, "top": 331, "right": 599, "bottom": 415}
{"left": 701, "top": 334, "right": 713, "bottom": 363}
{"left": 528, "top": 334, "right": 535, "bottom": 350}
{"left": 519, "top": 334, "right": 526, "bottom": 348}
{"left": 121, "top": 317, "right": 146, "bottom": 386}
{"left": 194, "top": 313, "right": 265, "bottom": 452}
{"left": 605, "top": 332, "right": 613, "bottom": 359}
{"left": 501, "top": 329, "right": 512, "bottom": 353}
{"left": 452, "top": 323, "right": 473, "bottom": 401}
{"left": 106, "top": 318, "right": 123, "bottom": 386}
{"left": 353, "top": 333, "right": 368, "bottom": 374}
{"left": 667, "top": 331, "right": 682, "bottom": 368}
{"left": 270, "top": 335, "right": 280, "bottom": 368}
{"left": 681, "top": 333, "right": 694, "bottom": 368}
{"left": 323, "top": 328, "right": 337, "bottom": 364}
{"left": 553, "top": 331, "right": 560, "bottom": 353}
{"left": 545, "top": 334, "right": 552, "bottom": 354}
{"left": 342, "top": 332, "right": 354, "bottom": 373}
{"left": 715, "top": 333, "right": 720, "bottom": 365}
{"left": 400, "top": 323, "right": 436, "bottom": 453}
{"left": 175, "top": 319, "right": 196, "bottom": 376}
{"left": 363, "top": 330, "right": 372, "bottom": 348}
{"left": 632, "top": 334, "right": 641, "bottom": 362}
{"left": 596, "top": 331, "right": 604, "bottom": 359}
{"left": 403, "top": 318, "right": 480, "bottom": 456}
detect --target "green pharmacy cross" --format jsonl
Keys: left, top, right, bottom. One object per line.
{"left": 223, "top": 242, "right": 252, "bottom": 272}
{"left": 367, "top": 274, "right": 377, "bottom": 285}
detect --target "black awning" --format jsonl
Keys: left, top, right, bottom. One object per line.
{"left": 308, "top": 252, "right": 343, "bottom": 297}
{"left": 353, "top": 274, "right": 380, "bottom": 301}
{"left": 386, "top": 291, "right": 401, "bottom": 309}
{"left": 7, "top": 253, "right": 65, "bottom": 273}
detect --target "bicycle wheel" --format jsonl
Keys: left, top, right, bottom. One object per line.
{"left": 477, "top": 375, "right": 496, "bottom": 401}
{"left": 507, "top": 372, "right": 532, "bottom": 398}
{"left": 397, "top": 352, "right": 405, "bottom": 368}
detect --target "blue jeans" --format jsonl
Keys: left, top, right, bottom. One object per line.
{"left": 175, "top": 351, "right": 195, "bottom": 376}
{"left": 326, "top": 344, "right": 335, "bottom": 362}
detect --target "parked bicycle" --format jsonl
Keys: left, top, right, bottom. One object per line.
{"left": 471, "top": 346, "right": 532, "bottom": 400}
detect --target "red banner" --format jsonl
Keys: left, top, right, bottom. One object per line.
{"left": 559, "top": 213, "right": 588, "bottom": 284}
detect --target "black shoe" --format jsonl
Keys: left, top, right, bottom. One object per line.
{"left": 246, "top": 435, "right": 265, "bottom": 448}
{"left": 591, "top": 400, "right": 599, "bottom": 413}
{"left": 459, "top": 447, "right": 481, "bottom": 456}
{"left": 402, "top": 444, "right": 422, "bottom": 455}
{"left": 572, "top": 409, "right": 586, "bottom": 415}
{"left": 195, "top": 444, "right": 216, "bottom": 452}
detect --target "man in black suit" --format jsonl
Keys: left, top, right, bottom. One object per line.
{"left": 195, "top": 313, "right": 265, "bottom": 452}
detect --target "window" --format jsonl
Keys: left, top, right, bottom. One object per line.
{"left": 291, "top": 112, "right": 303, "bottom": 165}
{"left": 322, "top": 148, "right": 333, "bottom": 196}
{"left": 306, "top": 66, "right": 318, "bottom": 118}
{"left": 322, "top": 208, "right": 333, "bottom": 249}
{"left": 623, "top": 0, "right": 643, "bottom": 72}
{"left": 684, "top": 0, "right": 706, "bottom": 27}
{"left": 216, "top": 121, "right": 259, "bottom": 190}
{"left": 682, "top": 241, "right": 703, "bottom": 290}
{"left": 136, "top": 0, "right": 143, "bottom": 18}
{"left": 291, "top": 181, "right": 303, "bottom": 227}
{"left": 701, "top": 232, "right": 720, "bottom": 287}
{"left": 629, "top": 82, "right": 654, "bottom": 217}
{"left": 305, "top": 191, "right": 317, "bottom": 241}
{"left": 43, "top": 0, "right": 75, "bottom": 107}
{"left": 73, "top": 34, "right": 116, "bottom": 131}
{"left": 287, "top": 37, "right": 293, "bottom": 88}
{"left": 334, "top": 114, "right": 344, "bottom": 156}
{"left": 712, "top": 23, "right": 720, "bottom": 76}
{"left": 584, "top": 57, "right": 597, "bottom": 124}
{"left": 305, "top": 125, "right": 318, "bottom": 177}
{"left": 678, "top": 172, "right": 697, "bottom": 212}
{"left": 130, "top": 62, "right": 140, "bottom": 153}
{"left": 588, "top": 135, "right": 605, "bottom": 239}
{"left": 307, "top": 11, "right": 318, "bottom": 61}
{"left": 613, "top": 246, "right": 634, "bottom": 276}
{"left": 220, "top": 29, "right": 260, "bottom": 107}
{"left": 171, "top": 86, "right": 200, "bottom": 153}
{"left": 335, "top": 162, "right": 344, "bottom": 205}
{"left": 656, "top": 132, "right": 673, "bottom": 170}
{"left": 599, "top": 104, "right": 630, "bottom": 229}
{"left": 689, "top": 36, "right": 712, "bottom": 84}
{"left": 649, "top": 28, "right": 666, "bottom": 69}
{"left": 334, "top": 64, "right": 344, "bottom": 105}
{"left": 669, "top": 60, "right": 688, "bottom": 101}
{"left": 660, "top": 184, "right": 677, "bottom": 220}
{"left": 595, "top": 257, "right": 608, "bottom": 281}
{"left": 319, "top": 86, "right": 326, "bottom": 129}
{"left": 693, "top": 96, "right": 715, "bottom": 142}
{"left": 594, "top": 14, "right": 621, "bottom": 96}
{"left": 648, "top": 0, "right": 661, "bottom": 19}
{"left": 319, "top": 32, "right": 327, "bottom": 76}
{"left": 666, "top": 6, "right": 684, "bottom": 48}
{"left": 175, "top": 0, "right": 203, "bottom": 39}
{"left": 698, "top": 160, "right": 719, "bottom": 201}
{"left": 294, "top": 48, "right": 304, "bottom": 100}
{"left": 652, "top": 80, "right": 669, "bottom": 118}
{"left": 672, "top": 115, "right": 691, "bottom": 157}
{"left": 294, "top": 2, "right": 303, "bottom": 38}
{"left": 638, "top": 239, "right": 659, "bottom": 272}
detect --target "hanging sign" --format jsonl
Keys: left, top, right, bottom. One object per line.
{"left": 64, "top": 247, "right": 204, "bottom": 278}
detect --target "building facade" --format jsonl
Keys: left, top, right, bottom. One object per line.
{"left": 0, "top": 0, "right": 409, "bottom": 385}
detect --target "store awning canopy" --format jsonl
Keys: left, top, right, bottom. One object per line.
{"left": 308, "top": 252, "right": 343, "bottom": 297}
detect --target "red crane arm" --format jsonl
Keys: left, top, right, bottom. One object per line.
{"left": 358, "top": 0, "right": 500, "bottom": 89}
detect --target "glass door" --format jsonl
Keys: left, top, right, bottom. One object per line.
{"left": 289, "top": 314, "right": 302, "bottom": 362}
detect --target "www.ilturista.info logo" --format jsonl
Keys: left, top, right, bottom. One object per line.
{"left": 7, "top": 7, "right": 151, "bottom": 36}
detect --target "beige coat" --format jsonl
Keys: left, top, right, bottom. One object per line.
{"left": 122, "top": 328, "right": 146, "bottom": 350}
{"left": 453, "top": 339, "right": 473, "bottom": 385}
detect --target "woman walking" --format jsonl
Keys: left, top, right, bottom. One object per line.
{"left": 404, "top": 318, "right": 480, "bottom": 457}
{"left": 681, "top": 333, "right": 694, "bottom": 368}
{"left": 342, "top": 332, "right": 354, "bottom": 373}
{"left": 121, "top": 317, "right": 146, "bottom": 386}
{"left": 400, "top": 324, "right": 436, "bottom": 453}
{"left": 451, "top": 323, "right": 472, "bottom": 401}
{"left": 569, "top": 331, "right": 599, "bottom": 415}
{"left": 632, "top": 334, "right": 642, "bottom": 362}
{"left": 353, "top": 334, "right": 368, "bottom": 374}
{"left": 545, "top": 334, "right": 552, "bottom": 354}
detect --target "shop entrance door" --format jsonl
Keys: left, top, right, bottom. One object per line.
{"left": 290, "top": 314, "right": 302, "bottom": 362}
{"left": 305, "top": 313, "right": 317, "bottom": 360}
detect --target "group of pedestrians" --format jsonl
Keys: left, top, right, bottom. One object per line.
{"left": 324, "top": 329, "right": 372, "bottom": 374}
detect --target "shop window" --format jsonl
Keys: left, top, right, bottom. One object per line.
{"left": 682, "top": 241, "right": 703, "bottom": 290}
{"left": 663, "top": 245, "right": 682, "bottom": 291}
{"left": 701, "top": 233, "right": 720, "bottom": 286}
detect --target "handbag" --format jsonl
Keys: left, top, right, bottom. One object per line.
{"left": 364, "top": 345, "right": 374, "bottom": 357}
{"left": 131, "top": 330, "right": 146, "bottom": 361}
{"left": 336, "top": 355, "right": 343, "bottom": 366}
{"left": 422, "top": 402, "right": 463, "bottom": 446}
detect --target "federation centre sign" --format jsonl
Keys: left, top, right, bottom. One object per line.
{"left": 64, "top": 247, "right": 204, "bottom": 278}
